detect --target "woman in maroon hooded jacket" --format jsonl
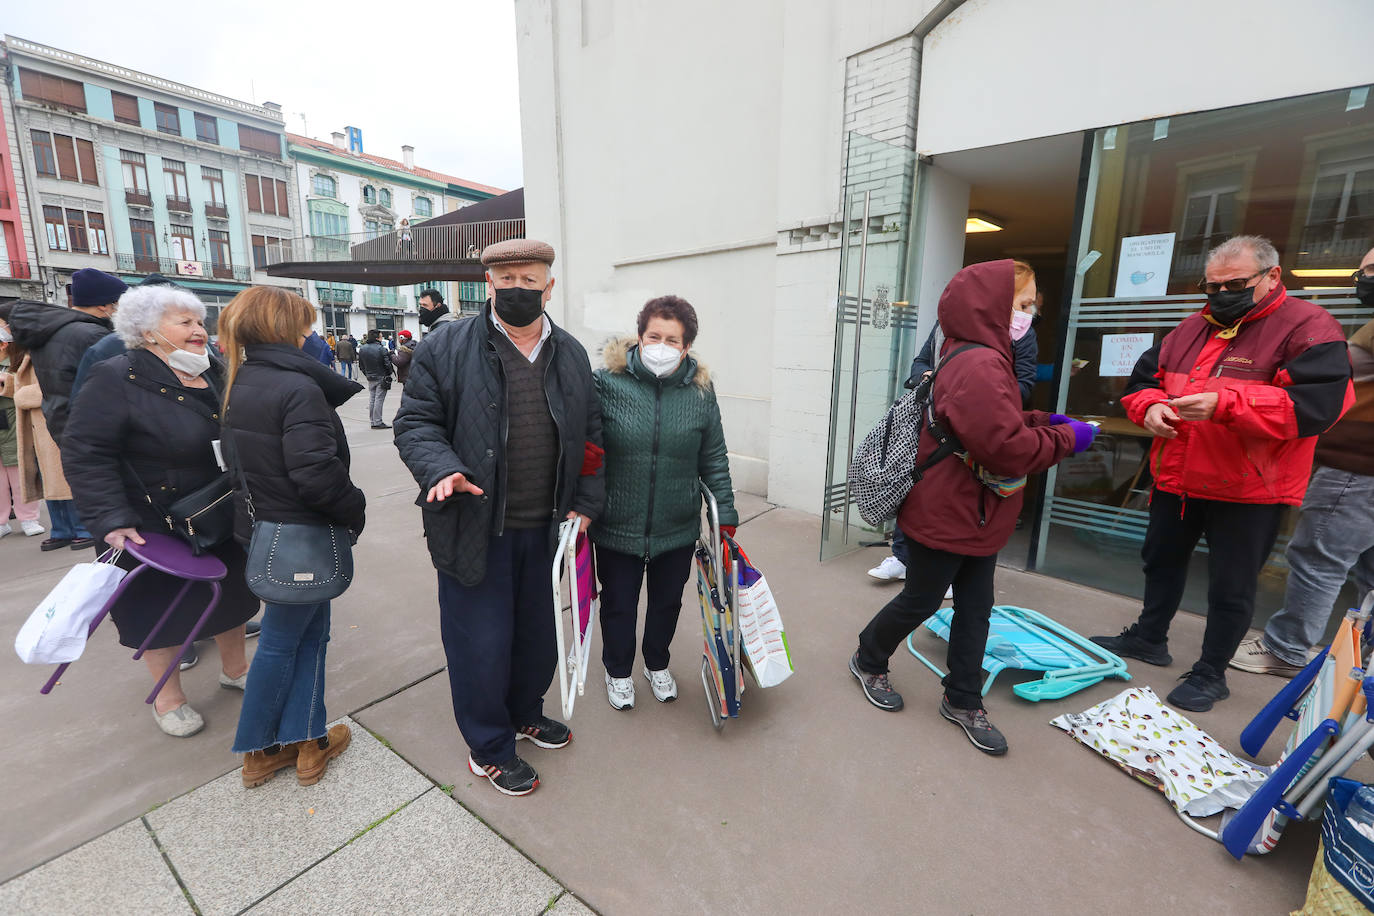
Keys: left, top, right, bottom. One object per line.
{"left": 849, "top": 260, "right": 1097, "bottom": 755}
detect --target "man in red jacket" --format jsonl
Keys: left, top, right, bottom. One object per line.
{"left": 1092, "top": 235, "right": 1353, "bottom": 712}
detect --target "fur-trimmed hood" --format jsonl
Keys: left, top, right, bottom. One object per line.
{"left": 601, "top": 335, "right": 711, "bottom": 388}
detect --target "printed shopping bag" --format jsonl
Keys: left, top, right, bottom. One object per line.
{"left": 15, "top": 556, "right": 126, "bottom": 664}
{"left": 725, "top": 537, "right": 794, "bottom": 688}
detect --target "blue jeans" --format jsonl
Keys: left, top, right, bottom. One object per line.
{"left": 891, "top": 528, "right": 909, "bottom": 566}
{"left": 232, "top": 601, "right": 331, "bottom": 753}
{"left": 46, "top": 500, "right": 91, "bottom": 540}
{"left": 1262, "top": 466, "right": 1374, "bottom": 666}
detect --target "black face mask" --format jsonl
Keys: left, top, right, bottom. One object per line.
{"left": 417, "top": 302, "right": 449, "bottom": 328}
{"left": 1206, "top": 286, "right": 1258, "bottom": 326}
{"left": 493, "top": 286, "right": 546, "bottom": 328}
{"left": 1356, "top": 276, "right": 1374, "bottom": 308}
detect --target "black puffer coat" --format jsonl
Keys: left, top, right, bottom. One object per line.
{"left": 394, "top": 304, "right": 605, "bottom": 586}
{"left": 9, "top": 300, "right": 113, "bottom": 444}
{"left": 222, "top": 344, "right": 366, "bottom": 543}
{"left": 62, "top": 349, "right": 225, "bottom": 545}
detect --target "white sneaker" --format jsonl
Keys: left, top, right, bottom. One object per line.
{"left": 867, "top": 556, "right": 907, "bottom": 581}
{"left": 0, "top": 523, "right": 11, "bottom": 539}
{"left": 219, "top": 671, "right": 248, "bottom": 690}
{"left": 644, "top": 667, "right": 678, "bottom": 702}
{"left": 606, "top": 672, "right": 635, "bottom": 710}
{"left": 944, "top": 585, "right": 954, "bottom": 601}
{"left": 21, "top": 520, "right": 45, "bottom": 537}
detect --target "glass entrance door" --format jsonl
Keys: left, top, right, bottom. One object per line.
{"left": 820, "top": 133, "right": 923, "bottom": 560}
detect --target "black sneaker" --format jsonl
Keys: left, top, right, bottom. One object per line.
{"left": 468, "top": 754, "right": 539, "bottom": 796}
{"left": 515, "top": 716, "right": 572, "bottom": 749}
{"left": 245, "top": 621, "right": 261, "bottom": 639}
{"left": 178, "top": 645, "right": 200, "bottom": 671}
{"left": 1090, "top": 624, "right": 1172, "bottom": 666}
{"left": 939, "top": 697, "right": 1008, "bottom": 756}
{"left": 849, "top": 650, "right": 903, "bottom": 711}
{"left": 1166, "top": 664, "right": 1230, "bottom": 712}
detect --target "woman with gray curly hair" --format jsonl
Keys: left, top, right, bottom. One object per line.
{"left": 63, "top": 283, "right": 260, "bottom": 738}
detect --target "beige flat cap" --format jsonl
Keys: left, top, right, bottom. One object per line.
{"left": 480, "top": 238, "right": 556, "bottom": 267}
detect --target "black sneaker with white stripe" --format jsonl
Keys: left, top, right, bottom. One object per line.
{"left": 939, "top": 696, "right": 1008, "bottom": 756}
{"left": 515, "top": 716, "right": 572, "bottom": 749}
{"left": 468, "top": 754, "right": 540, "bottom": 796}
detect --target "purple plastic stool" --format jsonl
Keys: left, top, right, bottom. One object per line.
{"left": 39, "top": 531, "right": 227, "bottom": 705}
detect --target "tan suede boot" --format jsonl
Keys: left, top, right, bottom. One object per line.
{"left": 295, "top": 723, "right": 352, "bottom": 786}
{"left": 241, "top": 744, "right": 300, "bottom": 788}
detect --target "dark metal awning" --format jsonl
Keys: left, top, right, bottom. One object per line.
{"left": 264, "top": 259, "right": 489, "bottom": 285}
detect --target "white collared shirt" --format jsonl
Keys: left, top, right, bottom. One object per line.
{"left": 489, "top": 309, "right": 552, "bottom": 362}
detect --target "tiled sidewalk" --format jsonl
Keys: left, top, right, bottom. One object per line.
{"left": 0, "top": 718, "right": 593, "bottom": 916}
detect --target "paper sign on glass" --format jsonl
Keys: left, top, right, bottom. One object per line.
{"left": 1100, "top": 333, "right": 1154, "bottom": 377}
{"left": 1113, "top": 233, "right": 1175, "bottom": 298}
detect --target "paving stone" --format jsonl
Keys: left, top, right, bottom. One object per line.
{"left": 247, "top": 789, "right": 561, "bottom": 916}
{"left": 549, "top": 892, "right": 597, "bottom": 915}
{"left": 145, "top": 717, "right": 430, "bottom": 916}
{"left": 0, "top": 819, "right": 189, "bottom": 916}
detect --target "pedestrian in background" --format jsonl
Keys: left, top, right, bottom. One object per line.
{"left": 10, "top": 269, "right": 126, "bottom": 550}
{"left": 418, "top": 288, "right": 457, "bottom": 331}
{"left": 592, "top": 295, "right": 737, "bottom": 710}
{"left": 62, "top": 284, "right": 257, "bottom": 738}
{"left": 357, "top": 329, "right": 394, "bottom": 429}
{"left": 850, "top": 260, "right": 1094, "bottom": 755}
{"left": 392, "top": 329, "right": 415, "bottom": 386}
{"left": 220, "top": 287, "right": 366, "bottom": 788}
{"left": 394, "top": 238, "right": 604, "bottom": 797}
{"left": 0, "top": 305, "right": 44, "bottom": 539}
{"left": 335, "top": 333, "right": 357, "bottom": 379}
{"left": 1092, "top": 236, "right": 1353, "bottom": 712}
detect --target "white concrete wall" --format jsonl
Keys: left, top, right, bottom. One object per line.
{"left": 515, "top": 0, "right": 1374, "bottom": 517}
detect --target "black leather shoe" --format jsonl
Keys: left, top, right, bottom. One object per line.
{"left": 69, "top": 537, "right": 96, "bottom": 550}
{"left": 40, "top": 538, "right": 72, "bottom": 552}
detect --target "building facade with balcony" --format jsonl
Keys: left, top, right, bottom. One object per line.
{"left": 287, "top": 129, "right": 502, "bottom": 338}
{"left": 2, "top": 35, "right": 303, "bottom": 327}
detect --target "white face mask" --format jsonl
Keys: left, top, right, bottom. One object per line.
{"left": 639, "top": 342, "right": 683, "bottom": 378}
{"left": 0, "top": 326, "right": 11, "bottom": 343}
{"left": 155, "top": 332, "right": 211, "bottom": 378}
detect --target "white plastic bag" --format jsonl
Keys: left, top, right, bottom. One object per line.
{"left": 15, "top": 557, "right": 126, "bottom": 664}
{"left": 729, "top": 541, "right": 794, "bottom": 688}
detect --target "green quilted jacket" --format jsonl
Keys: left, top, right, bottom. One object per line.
{"left": 591, "top": 337, "right": 738, "bottom": 559}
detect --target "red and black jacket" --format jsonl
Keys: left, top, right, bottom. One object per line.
{"left": 1121, "top": 285, "right": 1353, "bottom": 505}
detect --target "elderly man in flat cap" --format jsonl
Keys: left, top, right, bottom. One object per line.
{"left": 394, "top": 238, "right": 604, "bottom": 796}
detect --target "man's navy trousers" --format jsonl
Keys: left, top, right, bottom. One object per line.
{"left": 437, "top": 526, "right": 557, "bottom": 766}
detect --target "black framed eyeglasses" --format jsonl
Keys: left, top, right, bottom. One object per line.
{"left": 1350, "top": 265, "right": 1374, "bottom": 282}
{"left": 1197, "top": 268, "right": 1267, "bottom": 295}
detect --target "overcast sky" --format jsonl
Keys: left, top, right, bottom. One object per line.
{"left": 5, "top": 0, "right": 525, "bottom": 190}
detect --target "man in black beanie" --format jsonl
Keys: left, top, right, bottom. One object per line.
{"left": 9, "top": 268, "right": 127, "bottom": 549}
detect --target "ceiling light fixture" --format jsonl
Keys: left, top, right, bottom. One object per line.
{"left": 1291, "top": 268, "right": 1357, "bottom": 278}
{"left": 966, "top": 212, "right": 1003, "bottom": 233}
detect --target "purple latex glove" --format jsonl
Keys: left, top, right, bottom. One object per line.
{"left": 1066, "top": 419, "right": 1097, "bottom": 453}
{"left": 1048, "top": 413, "right": 1073, "bottom": 425}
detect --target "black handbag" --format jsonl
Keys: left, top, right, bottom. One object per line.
{"left": 126, "top": 462, "right": 234, "bottom": 556}
{"left": 223, "top": 425, "right": 354, "bottom": 605}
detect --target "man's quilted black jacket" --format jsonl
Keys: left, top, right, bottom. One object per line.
{"left": 393, "top": 305, "right": 604, "bottom": 586}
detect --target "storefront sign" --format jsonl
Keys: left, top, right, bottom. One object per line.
{"left": 1113, "top": 232, "right": 1174, "bottom": 298}
{"left": 1100, "top": 332, "right": 1154, "bottom": 377}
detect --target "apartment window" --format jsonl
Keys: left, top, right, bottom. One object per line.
{"left": 164, "top": 158, "right": 189, "bottom": 201}
{"left": 309, "top": 207, "right": 347, "bottom": 236}
{"left": 43, "top": 206, "right": 67, "bottom": 250}
{"left": 111, "top": 91, "right": 140, "bottom": 125}
{"left": 65, "top": 210, "right": 89, "bottom": 254}
{"left": 87, "top": 212, "right": 108, "bottom": 254}
{"left": 362, "top": 185, "right": 376, "bottom": 205}
{"left": 245, "top": 174, "right": 288, "bottom": 217}
{"left": 414, "top": 196, "right": 432, "bottom": 218}
{"left": 202, "top": 166, "right": 226, "bottom": 207}
{"left": 130, "top": 218, "right": 158, "bottom": 267}
{"left": 238, "top": 125, "right": 282, "bottom": 159}
{"left": 18, "top": 68, "right": 85, "bottom": 113}
{"left": 170, "top": 224, "right": 196, "bottom": 262}
{"left": 312, "top": 174, "right": 336, "bottom": 198}
{"left": 378, "top": 188, "right": 392, "bottom": 208}
{"left": 208, "top": 229, "right": 231, "bottom": 270}
{"left": 194, "top": 113, "right": 218, "bottom": 144}
{"left": 251, "top": 233, "right": 286, "bottom": 269}
{"left": 154, "top": 103, "right": 181, "bottom": 135}
{"left": 121, "top": 150, "right": 149, "bottom": 194}
{"left": 76, "top": 139, "right": 98, "bottom": 185}
{"left": 31, "top": 130, "right": 56, "bottom": 176}
{"left": 364, "top": 219, "right": 379, "bottom": 239}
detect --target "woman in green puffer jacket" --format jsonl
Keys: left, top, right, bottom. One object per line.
{"left": 592, "top": 295, "right": 738, "bottom": 710}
